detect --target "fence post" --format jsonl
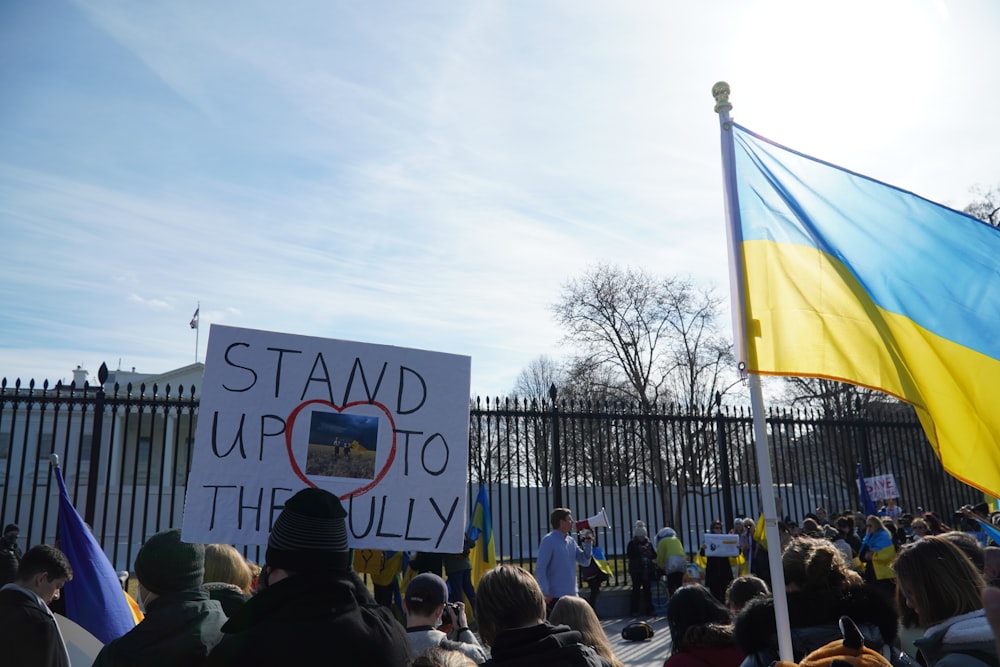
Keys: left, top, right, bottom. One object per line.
{"left": 716, "top": 392, "right": 735, "bottom": 528}
{"left": 549, "top": 384, "right": 562, "bottom": 508}
{"left": 84, "top": 362, "right": 109, "bottom": 526}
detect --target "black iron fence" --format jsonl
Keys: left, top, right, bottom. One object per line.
{"left": 0, "top": 366, "right": 981, "bottom": 580}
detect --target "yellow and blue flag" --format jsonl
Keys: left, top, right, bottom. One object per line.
{"left": 468, "top": 485, "right": 496, "bottom": 587}
{"left": 592, "top": 545, "right": 614, "bottom": 578}
{"left": 752, "top": 512, "right": 767, "bottom": 550}
{"left": 724, "top": 122, "right": 1000, "bottom": 497}
{"left": 53, "top": 460, "right": 136, "bottom": 643}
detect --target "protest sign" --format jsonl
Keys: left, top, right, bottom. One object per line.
{"left": 861, "top": 473, "right": 899, "bottom": 502}
{"left": 703, "top": 533, "right": 739, "bottom": 557}
{"left": 181, "top": 325, "right": 471, "bottom": 552}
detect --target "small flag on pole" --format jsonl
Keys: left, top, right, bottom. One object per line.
{"left": 51, "top": 456, "right": 136, "bottom": 643}
{"left": 467, "top": 485, "right": 496, "bottom": 587}
{"left": 189, "top": 307, "right": 199, "bottom": 329}
{"left": 857, "top": 465, "right": 877, "bottom": 517}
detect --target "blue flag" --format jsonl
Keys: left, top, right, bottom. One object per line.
{"left": 53, "top": 461, "right": 135, "bottom": 643}
{"left": 857, "top": 465, "right": 876, "bottom": 517}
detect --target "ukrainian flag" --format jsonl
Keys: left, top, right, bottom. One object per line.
{"left": 468, "top": 485, "right": 496, "bottom": 587}
{"left": 725, "top": 122, "right": 1000, "bottom": 497}
{"left": 592, "top": 545, "right": 614, "bottom": 578}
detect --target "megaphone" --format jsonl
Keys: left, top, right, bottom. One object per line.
{"left": 576, "top": 508, "right": 612, "bottom": 531}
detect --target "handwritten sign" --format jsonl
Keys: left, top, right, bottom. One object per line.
{"left": 181, "top": 325, "right": 471, "bottom": 552}
{"left": 861, "top": 473, "right": 899, "bottom": 502}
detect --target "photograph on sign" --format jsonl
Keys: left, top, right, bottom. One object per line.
{"left": 306, "top": 411, "right": 380, "bottom": 480}
{"left": 703, "top": 533, "right": 739, "bottom": 558}
{"left": 180, "top": 325, "right": 472, "bottom": 553}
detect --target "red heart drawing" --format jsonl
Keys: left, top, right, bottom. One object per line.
{"left": 285, "top": 399, "right": 397, "bottom": 500}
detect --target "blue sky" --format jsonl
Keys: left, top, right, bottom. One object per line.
{"left": 1, "top": 0, "right": 996, "bottom": 396}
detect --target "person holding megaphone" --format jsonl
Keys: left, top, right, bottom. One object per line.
{"left": 536, "top": 508, "right": 593, "bottom": 615}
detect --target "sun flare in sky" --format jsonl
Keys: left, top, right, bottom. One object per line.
{"left": 729, "top": 0, "right": 946, "bottom": 156}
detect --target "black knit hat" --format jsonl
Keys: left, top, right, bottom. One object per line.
{"left": 133, "top": 528, "right": 205, "bottom": 594}
{"left": 3, "top": 524, "right": 18, "bottom": 535}
{"left": 266, "top": 488, "right": 351, "bottom": 573}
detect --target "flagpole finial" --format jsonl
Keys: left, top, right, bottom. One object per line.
{"left": 713, "top": 81, "right": 732, "bottom": 114}
{"left": 49, "top": 453, "right": 59, "bottom": 467}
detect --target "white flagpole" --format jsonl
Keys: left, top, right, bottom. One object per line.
{"left": 714, "top": 81, "right": 794, "bottom": 663}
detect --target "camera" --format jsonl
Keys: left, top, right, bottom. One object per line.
{"left": 445, "top": 602, "right": 461, "bottom": 616}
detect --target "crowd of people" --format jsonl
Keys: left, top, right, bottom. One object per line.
{"left": 5, "top": 497, "right": 1000, "bottom": 667}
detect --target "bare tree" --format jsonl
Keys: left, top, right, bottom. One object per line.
{"left": 512, "top": 355, "right": 562, "bottom": 402}
{"left": 551, "top": 263, "right": 734, "bottom": 410}
{"left": 551, "top": 264, "right": 736, "bottom": 527}
{"left": 963, "top": 184, "right": 1000, "bottom": 226}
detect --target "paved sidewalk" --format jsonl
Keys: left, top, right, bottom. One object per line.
{"left": 601, "top": 615, "right": 672, "bottom": 667}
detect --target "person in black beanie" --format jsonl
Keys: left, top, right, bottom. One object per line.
{"left": 206, "top": 487, "right": 412, "bottom": 667}
{"left": 92, "top": 528, "right": 227, "bottom": 667}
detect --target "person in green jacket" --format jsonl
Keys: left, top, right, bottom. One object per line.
{"left": 92, "top": 529, "right": 227, "bottom": 667}
{"left": 655, "top": 526, "right": 687, "bottom": 595}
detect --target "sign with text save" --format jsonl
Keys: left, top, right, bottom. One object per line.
{"left": 181, "top": 325, "right": 472, "bottom": 552}
{"left": 861, "top": 473, "right": 899, "bottom": 502}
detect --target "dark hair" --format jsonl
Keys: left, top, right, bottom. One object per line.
{"left": 782, "top": 537, "right": 861, "bottom": 591}
{"left": 550, "top": 508, "right": 571, "bottom": 530}
{"left": 941, "top": 531, "right": 985, "bottom": 571}
{"left": 893, "top": 535, "right": 985, "bottom": 628}
{"left": 725, "top": 575, "right": 769, "bottom": 612}
{"left": 17, "top": 544, "right": 72, "bottom": 583}
{"left": 801, "top": 518, "right": 821, "bottom": 536}
{"left": 666, "top": 584, "right": 731, "bottom": 652}
{"left": 475, "top": 565, "right": 545, "bottom": 645}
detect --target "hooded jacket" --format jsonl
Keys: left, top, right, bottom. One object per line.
{"left": 734, "top": 585, "right": 898, "bottom": 667}
{"left": 92, "top": 588, "right": 227, "bottom": 667}
{"left": 913, "top": 610, "right": 999, "bottom": 667}
{"left": 484, "top": 622, "right": 613, "bottom": 667}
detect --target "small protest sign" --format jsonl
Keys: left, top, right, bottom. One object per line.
{"left": 703, "top": 533, "right": 739, "bottom": 557}
{"left": 181, "top": 325, "right": 471, "bottom": 552}
{"left": 861, "top": 473, "right": 899, "bottom": 502}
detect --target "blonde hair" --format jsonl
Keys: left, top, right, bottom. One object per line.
{"left": 203, "top": 544, "right": 253, "bottom": 594}
{"left": 782, "top": 536, "right": 862, "bottom": 592}
{"left": 549, "top": 596, "right": 625, "bottom": 667}
{"left": 412, "top": 647, "right": 477, "bottom": 667}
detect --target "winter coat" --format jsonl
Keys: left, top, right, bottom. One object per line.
{"left": 92, "top": 588, "right": 227, "bottom": 667}
{"left": 913, "top": 610, "right": 999, "bottom": 667}
{"left": 664, "top": 623, "right": 745, "bottom": 667}
{"left": 484, "top": 622, "right": 614, "bottom": 667}
{"left": 0, "top": 586, "right": 70, "bottom": 667}
{"left": 407, "top": 625, "right": 488, "bottom": 664}
{"left": 202, "top": 583, "right": 249, "bottom": 618}
{"left": 734, "top": 584, "right": 898, "bottom": 667}
{"left": 206, "top": 570, "right": 411, "bottom": 667}
{"left": 0, "top": 547, "right": 18, "bottom": 586}
{"left": 656, "top": 530, "right": 687, "bottom": 574}
{"left": 627, "top": 538, "right": 657, "bottom": 581}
